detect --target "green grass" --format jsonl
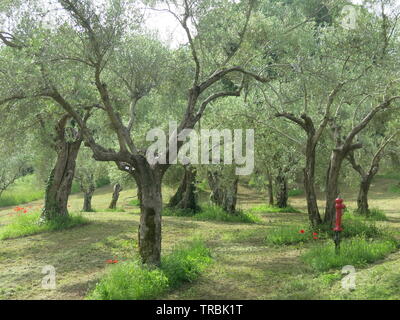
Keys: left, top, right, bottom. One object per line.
{"left": 249, "top": 204, "right": 301, "bottom": 214}
{"left": 376, "top": 172, "right": 400, "bottom": 180}
{"left": 339, "top": 215, "right": 382, "bottom": 239}
{"left": 288, "top": 189, "right": 304, "bottom": 197}
{"left": 0, "top": 175, "right": 44, "bottom": 207}
{"left": 161, "top": 239, "right": 213, "bottom": 288}
{"left": 265, "top": 224, "right": 320, "bottom": 245}
{"left": 102, "top": 207, "right": 126, "bottom": 212}
{"left": 301, "top": 237, "right": 398, "bottom": 272}
{"left": 266, "top": 216, "right": 384, "bottom": 246}
{"left": 163, "top": 205, "right": 261, "bottom": 223}
{"left": 348, "top": 208, "right": 388, "bottom": 221}
{"left": 163, "top": 207, "right": 196, "bottom": 217}
{"left": 0, "top": 211, "right": 89, "bottom": 240}
{"left": 129, "top": 199, "right": 141, "bottom": 206}
{"left": 194, "top": 206, "right": 261, "bottom": 223}
{"left": 388, "top": 184, "right": 400, "bottom": 194}
{"left": 87, "top": 239, "right": 212, "bottom": 300}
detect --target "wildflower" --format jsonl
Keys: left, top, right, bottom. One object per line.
{"left": 106, "top": 259, "right": 113, "bottom": 264}
{"left": 23, "top": 210, "right": 27, "bottom": 213}
{"left": 313, "top": 236, "right": 318, "bottom": 240}
{"left": 299, "top": 229, "right": 305, "bottom": 234}
{"left": 313, "top": 232, "right": 318, "bottom": 236}
{"left": 113, "top": 260, "right": 118, "bottom": 264}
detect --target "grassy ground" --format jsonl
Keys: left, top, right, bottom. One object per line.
{"left": 0, "top": 179, "right": 399, "bottom": 300}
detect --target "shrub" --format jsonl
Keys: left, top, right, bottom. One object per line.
{"left": 265, "top": 225, "right": 320, "bottom": 245}
{"left": 0, "top": 211, "right": 89, "bottom": 240}
{"left": 88, "top": 240, "right": 212, "bottom": 300}
{"left": 161, "top": 239, "right": 212, "bottom": 288}
{"left": 301, "top": 237, "right": 398, "bottom": 272}
{"left": 88, "top": 262, "right": 169, "bottom": 300}
{"left": 249, "top": 204, "right": 301, "bottom": 214}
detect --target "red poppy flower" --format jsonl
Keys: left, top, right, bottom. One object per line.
{"left": 313, "top": 232, "right": 318, "bottom": 236}
{"left": 106, "top": 259, "right": 113, "bottom": 264}
{"left": 23, "top": 210, "right": 27, "bottom": 213}
{"left": 113, "top": 260, "right": 118, "bottom": 264}
{"left": 299, "top": 229, "right": 305, "bottom": 234}
{"left": 313, "top": 237, "right": 318, "bottom": 240}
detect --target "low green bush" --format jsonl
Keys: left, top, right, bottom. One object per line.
{"left": 161, "top": 239, "right": 212, "bottom": 288}
{"left": 301, "top": 237, "right": 398, "bottom": 272}
{"left": 0, "top": 211, "right": 89, "bottom": 240}
{"left": 88, "top": 261, "right": 169, "bottom": 300}
{"left": 87, "top": 239, "right": 212, "bottom": 300}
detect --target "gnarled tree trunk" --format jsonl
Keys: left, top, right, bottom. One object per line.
{"left": 41, "top": 115, "right": 82, "bottom": 221}
{"left": 324, "top": 151, "right": 345, "bottom": 225}
{"left": 134, "top": 161, "right": 163, "bottom": 266}
{"left": 266, "top": 169, "right": 274, "bottom": 206}
{"left": 208, "top": 171, "right": 239, "bottom": 214}
{"left": 109, "top": 183, "right": 122, "bottom": 209}
{"left": 275, "top": 170, "right": 288, "bottom": 208}
{"left": 303, "top": 131, "right": 322, "bottom": 226}
{"left": 82, "top": 182, "right": 95, "bottom": 212}
{"left": 357, "top": 178, "right": 371, "bottom": 214}
{"left": 168, "top": 166, "right": 198, "bottom": 211}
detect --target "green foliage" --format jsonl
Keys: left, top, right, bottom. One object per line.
{"left": 265, "top": 224, "right": 317, "bottom": 245}
{"left": 301, "top": 238, "right": 398, "bottom": 272}
{"left": 71, "top": 181, "right": 81, "bottom": 194}
{"left": 339, "top": 216, "right": 382, "bottom": 239}
{"left": 388, "top": 184, "right": 400, "bottom": 194}
{"left": 194, "top": 206, "right": 261, "bottom": 223}
{"left": 164, "top": 205, "right": 260, "bottom": 223}
{"left": 249, "top": 204, "right": 301, "bottom": 214}
{"left": 0, "top": 175, "right": 44, "bottom": 207}
{"left": 266, "top": 215, "right": 385, "bottom": 246}
{"left": 87, "top": 240, "right": 212, "bottom": 300}
{"left": 161, "top": 239, "right": 212, "bottom": 288}
{"left": 88, "top": 261, "right": 169, "bottom": 300}
{"left": 0, "top": 211, "right": 89, "bottom": 240}
{"left": 95, "top": 176, "right": 111, "bottom": 188}
{"left": 129, "top": 199, "right": 140, "bottom": 206}
{"left": 288, "top": 189, "right": 304, "bottom": 197}
{"left": 349, "top": 208, "right": 388, "bottom": 221}
{"left": 366, "top": 209, "right": 388, "bottom": 221}
{"left": 377, "top": 172, "right": 400, "bottom": 180}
